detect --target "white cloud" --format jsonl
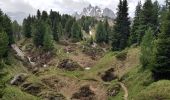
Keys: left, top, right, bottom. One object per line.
{"left": 0, "top": 0, "right": 165, "bottom": 24}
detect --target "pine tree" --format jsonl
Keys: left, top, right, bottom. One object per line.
{"left": 12, "top": 20, "right": 21, "bottom": 41}
{"left": 43, "top": 24, "right": 54, "bottom": 51}
{"left": 103, "top": 19, "right": 109, "bottom": 43}
{"left": 37, "top": 9, "right": 41, "bottom": 20}
{"left": 129, "top": 1, "right": 142, "bottom": 45}
{"left": 152, "top": 10, "right": 170, "bottom": 80}
{"left": 52, "top": 24, "right": 59, "bottom": 41}
{"left": 2, "top": 14, "right": 14, "bottom": 44}
{"left": 0, "top": 31, "right": 9, "bottom": 58}
{"left": 153, "top": 0, "right": 160, "bottom": 30}
{"left": 22, "top": 15, "right": 32, "bottom": 38}
{"left": 65, "top": 18, "right": 74, "bottom": 37}
{"left": 41, "top": 11, "right": 48, "bottom": 21}
{"left": 96, "top": 21, "right": 107, "bottom": 43}
{"left": 137, "top": 0, "right": 157, "bottom": 43}
{"left": 140, "top": 28, "right": 154, "bottom": 69}
{"left": 57, "top": 22, "right": 63, "bottom": 38}
{"left": 71, "top": 22, "right": 82, "bottom": 42}
{"left": 33, "top": 20, "right": 46, "bottom": 47}
{"left": 112, "top": 0, "right": 130, "bottom": 50}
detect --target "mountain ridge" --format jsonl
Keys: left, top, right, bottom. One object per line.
{"left": 73, "top": 4, "right": 115, "bottom": 19}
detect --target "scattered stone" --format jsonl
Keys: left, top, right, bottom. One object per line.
{"left": 10, "top": 73, "right": 27, "bottom": 86}
{"left": 58, "top": 59, "right": 83, "bottom": 71}
{"left": 101, "top": 68, "right": 116, "bottom": 82}
{"left": 85, "top": 67, "right": 91, "bottom": 70}
{"left": 107, "top": 84, "right": 120, "bottom": 96}
{"left": 32, "top": 67, "right": 39, "bottom": 74}
{"left": 43, "top": 64, "right": 47, "bottom": 68}
{"left": 71, "top": 85, "right": 95, "bottom": 100}
{"left": 21, "top": 82, "right": 42, "bottom": 95}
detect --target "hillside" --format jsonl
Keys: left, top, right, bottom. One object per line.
{"left": 3, "top": 39, "right": 170, "bottom": 100}
{"left": 1, "top": 38, "right": 140, "bottom": 100}
{"left": 1, "top": 0, "right": 170, "bottom": 100}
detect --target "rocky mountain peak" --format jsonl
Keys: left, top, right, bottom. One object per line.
{"left": 73, "top": 4, "right": 115, "bottom": 19}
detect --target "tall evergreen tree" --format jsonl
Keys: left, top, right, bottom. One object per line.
{"left": 137, "top": 0, "right": 158, "bottom": 43}
{"left": 112, "top": 0, "right": 130, "bottom": 50}
{"left": 2, "top": 14, "right": 14, "bottom": 44}
{"left": 152, "top": 10, "right": 170, "bottom": 80}
{"left": 140, "top": 28, "right": 154, "bottom": 69}
{"left": 0, "top": 31, "right": 9, "bottom": 58}
{"left": 103, "top": 19, "right": 109, "bottom": 43}
{"left": 12, "top": 20, "right": 21, "bottom": 41}
{"left": 32, "top": 20, "right": 46, "bottom": 47}
{"left": 153, "top": 0, "right": 160, "bottom": 30}
{"left": 43, "top": 24, "right": 54, "bottom": 51}
{"left": 37, "top": 9, "right": 41, "bottom": 20}
{"left": 129, "top": 1, "right": 142, "bottom": 45}
{"left": 41, "top": 11, "right": 48, "bottom": 21}
{"left": 71, "top": 22, "right": 82, "bottom": 42}
{"left": 52, "top": 24, "right": 59, "bottom": 41}
{"left": 22, "top": 15, "right": 32, "bottom": 38}
{"left": 96, "top": 21, "right": 107, "bottom": 43}
{"left": 57, "top": 22, "right": 63, "bottom": 38}
{"left": 65, "top": 18, "right": 74, "bottom": 37}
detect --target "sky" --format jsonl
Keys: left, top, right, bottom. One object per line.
{"left": 0, "top": 0, "right": 165, "bottom": 24}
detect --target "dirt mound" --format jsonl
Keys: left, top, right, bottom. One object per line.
{"left": 42, "top": 77, "right": 66, "bottom": 92}
{"left": 58, "top": 59, "right": 83, "bottom": 71}
{"left": 71, "top": 85, "right": 95, "bottom": 100}
{"left": 28, "top": 51, "right": 54, "bottom": 67}
{"left": 40, "top": 91, "right": 66, "bottom": 100}
{"left": 82, "top": 45, "right": 104, "bottom": 60}
{"left": 101, "top": 68, "right": 116, "bottom": 82}
{"left": 107, "top": 84, "right": 120, "bottom": 96}
{"left": 21, "top": 82, "right": 43, "bottom": 95}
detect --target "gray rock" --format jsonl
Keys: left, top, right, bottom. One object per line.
{"left": 10, "top": 73, "right": 27, "bottom": 85}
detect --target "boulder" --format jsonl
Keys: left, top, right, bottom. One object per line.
{"left": 58, "top": 59, "right": 83, "bottom": 71}
{"left": 101, "top": 68, "right": 116, "bottom": 82}
{"left": 21, "top": 82, "right": 42, "bottom": 95}
{"left": 10, "top": 73, "right": 27, "bottom": 86}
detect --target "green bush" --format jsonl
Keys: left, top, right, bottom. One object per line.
{"left": 135, "top": 80, "right": 170, "bottom": 100}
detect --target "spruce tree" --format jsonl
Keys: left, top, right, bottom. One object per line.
{"left": 140, "top": 28, "right": 154, "bottom": 69}
{"left": 0, "top": 31, "right": 9, "bottom": 58}
{"left": 112, "top": 0, "right": 130, "bottom": 50}
{"left": 152, "top": 10, "right": 170, "bottom": 79}
{"left": 137, "top": 0, "right": 157, "bottom": 43}
{"left": 2, "top": 14, "right": 14, "bottom": 44}
{"left": 43, "top": 24, "right": 54, "bottom": 51}
{"left": 129, "top": 1, "right": 142, "bottom": 45}
{"left": 65, "top": 18, "right": 74, "bottom": 37}
{"left": 71, "top": 22, "right": 82, "bottom": 42}
{"left": 153, "top": 0, "right": 160, "bottom": 30}
{"left": 33, "top": 20, "right": 46, "bottom": 47}
{"left": 52, "top": 24, "right": 59, "bottom": 42}
{"left": 37, "top": 9, "right": 41, "bottom": 20}
{"left": 96, "top": 21, "right": 107, "bottom": 43}
{"left": 12, "top": 20, "right": 21, "bottom": 41}
{"left": 41, "top": 11, "right": 48, "bottom": 21}
{"left": 22, "top": 15, "right": 32, "bottom": 38}
{"left": 104, "top": 19, "right": 109, "bottom": 43}
{"left": 57, "top": 22, "right": 63, "bottom": 38}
